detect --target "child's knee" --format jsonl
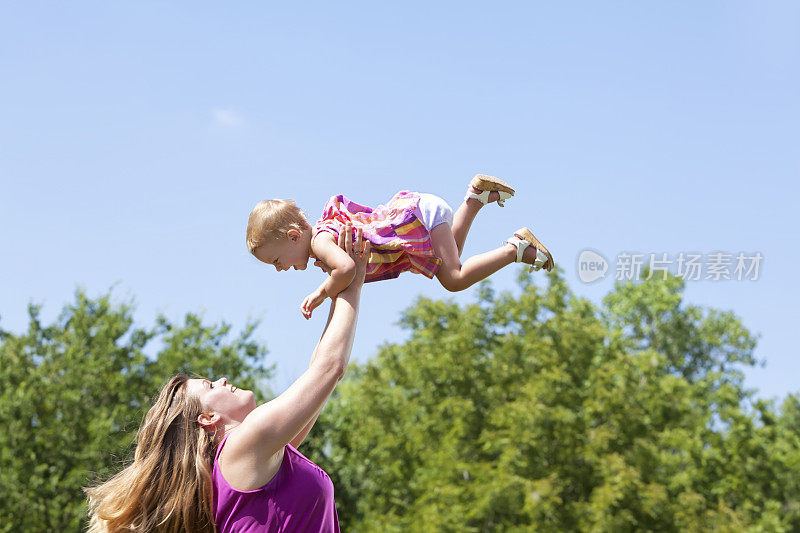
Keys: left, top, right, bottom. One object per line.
{"left": 438, "top": 272, "right": 465, "bottom": 292}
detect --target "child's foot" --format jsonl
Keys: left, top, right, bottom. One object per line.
{"left": 505, "top": 227, "right": 554, "bottom": 272}
{"left": 466, "top": 174, "right": 515, "bottom": 207}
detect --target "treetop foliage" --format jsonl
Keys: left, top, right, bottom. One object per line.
{"left": 0, "top": 290, "right": 272, "bottom": 531}
{"left": 302, "top": 270, "right": 798, "bottom": 532}
{"left": 1, "top": 271, "right": 797, "bottom": 532}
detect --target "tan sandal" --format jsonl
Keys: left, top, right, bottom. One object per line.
{"left": 505, "top": 227, "right": 554, "bottom": 272}
{"left": 466, "top": 174, "right": 515, "bottom": 207}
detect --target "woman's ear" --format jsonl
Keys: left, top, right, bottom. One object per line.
{"left": 197, "top": 412, "right": 221, "bottom": 432}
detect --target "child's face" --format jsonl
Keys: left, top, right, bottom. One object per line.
{"left": 253, "top": 229, "right": 311, "bottom": 272}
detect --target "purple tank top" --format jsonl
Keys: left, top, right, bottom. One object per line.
{"left": 212, "top": 434, "right": 340, "bottom": 532}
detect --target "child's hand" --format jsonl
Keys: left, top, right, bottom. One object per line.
{"left": 300, "top": 287, "right": 327, "bottom": 319}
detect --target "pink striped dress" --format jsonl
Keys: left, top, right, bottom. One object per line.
{"left": 313, "top": 191, "right": 442, "bottom": 283}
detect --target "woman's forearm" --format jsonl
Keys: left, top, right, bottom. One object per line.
{"left": 311, "top": 279, "right": 362, "bottom": 379}
{"left": 294, "top": 281, "right": 362, "bottom": 448}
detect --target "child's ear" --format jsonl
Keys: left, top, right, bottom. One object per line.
{"left": 287, "top": 228, "right": 302, "bottom": 242}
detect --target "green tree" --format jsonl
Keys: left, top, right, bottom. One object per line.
{"left": 0, "top": 290, "right": 272, "bottom": 532}
{"left": 303, "top": 271, "right": 799, "bottom": 532}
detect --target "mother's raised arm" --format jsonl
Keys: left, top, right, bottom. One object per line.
{"left": 225, "top": 224, "right": 370, "bottom": 465}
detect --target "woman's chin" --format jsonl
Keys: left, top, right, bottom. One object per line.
{"left": 245, "top": 390, "right": 257, "bottom": 407}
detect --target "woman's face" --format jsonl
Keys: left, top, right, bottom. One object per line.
{"left": 187, "top": 377, "right": 256, "bottom": 425}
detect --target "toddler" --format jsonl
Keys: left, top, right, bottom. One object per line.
{"left": 246, "top": 174, "right": 554, "bottom": 319}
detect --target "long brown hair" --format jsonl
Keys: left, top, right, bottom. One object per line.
{"left": 85, "top": 374, "right": 217, "bottom": 532}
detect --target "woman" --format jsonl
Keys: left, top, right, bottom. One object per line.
{"left": 86, "top": 225, "right": 369, "bottom": 532}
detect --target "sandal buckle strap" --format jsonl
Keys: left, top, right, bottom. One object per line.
{"left": 466, "top": 189, "right": 513, "bottom": 207}
{"left": 466, "top": 189, "right": 492, "bottom": 205}
{"left": 504, "top": 237, "right": 530, "bottom": 263}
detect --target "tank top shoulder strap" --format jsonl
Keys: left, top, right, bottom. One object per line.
{"left": 215, "top": 433, "right": 231, "bottom": 462}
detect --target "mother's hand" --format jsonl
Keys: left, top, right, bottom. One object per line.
{"left": 337, "top": 223, "right": 370, "bottom": 287}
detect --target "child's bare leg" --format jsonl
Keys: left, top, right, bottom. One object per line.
{"left": 431, "top": 223, "right": 535, "bottom": 292}
{"left": 452, "top": 189, "right": 502, "bottom": 256}
{"left": 452, "top": 175, "right": 515, "bottom": 256}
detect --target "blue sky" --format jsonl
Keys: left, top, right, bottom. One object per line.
{"left": 1, "top": 2, "right": 797, "bottom": 400}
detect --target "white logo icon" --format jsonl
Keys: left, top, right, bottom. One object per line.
{"left": 578, "top": 250, "right": 608, "bottom": 283}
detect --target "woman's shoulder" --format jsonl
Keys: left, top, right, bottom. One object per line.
{"left": 216, "top": 431, "right": 287, "bottom": 492}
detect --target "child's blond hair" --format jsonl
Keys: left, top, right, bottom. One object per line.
{"left": 246, "top": 199, "right": 311, "bottom": 254}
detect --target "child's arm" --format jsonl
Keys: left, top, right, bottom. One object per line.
{"left": 315, "top": 230, "right": 358, "bottom": 296}
{"left": 301, "top": 228, "right": 358, "bottom": 319}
